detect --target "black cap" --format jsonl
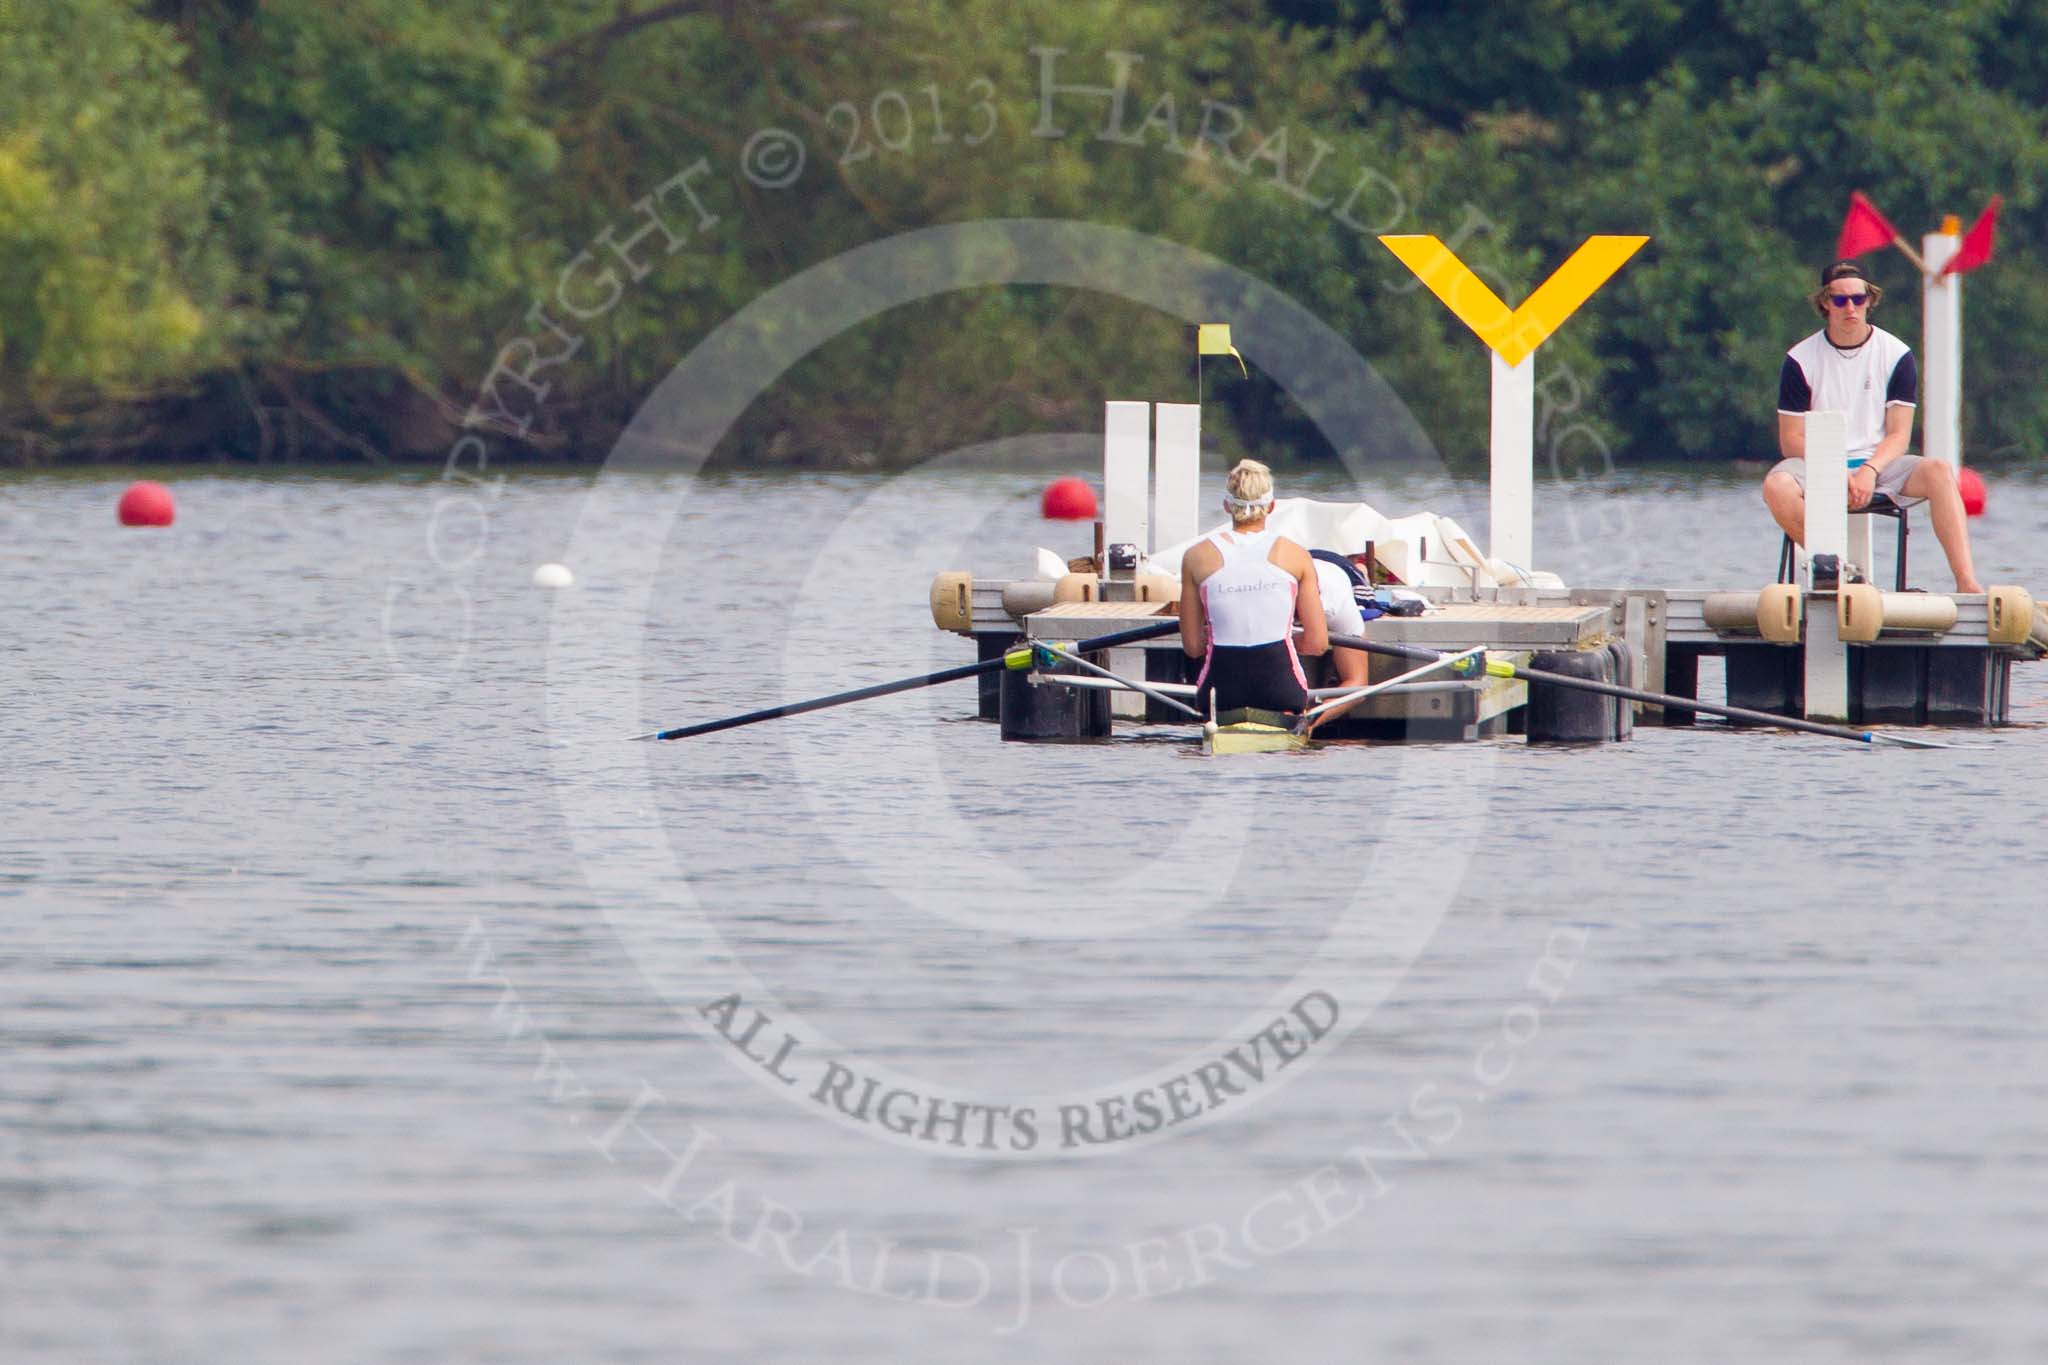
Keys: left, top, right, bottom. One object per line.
{"left": 1820, "top": 259, "right": 1871, "bottom": 286}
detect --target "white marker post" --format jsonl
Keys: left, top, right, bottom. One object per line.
{"left": 1152, "top": 403, "right": 1201, "bottom": 554}
{"left": 1490, "top": 352, "right": 1536, "bottom": 576}
{"left": 1102, "top": 401, "right": 1151, "bottom": 556}
{"left": 1101, "top": 400, "right": 1154, "bottom": 719}
{"left": 1803, "top": 410, "right": 1851, "bottom": 722}
{"left": 1845, "top": 497, "right": 1874, "bottom": 591}
{"left": 1921, "top": 225, "right": 1963, "bottom": 470}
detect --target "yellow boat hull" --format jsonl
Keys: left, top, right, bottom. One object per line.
{"left": 1201, "top": 708, "right": 1308, "bottom": 756}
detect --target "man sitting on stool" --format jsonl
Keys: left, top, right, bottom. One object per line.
{"left": 1762, "top": 259, "right": 1983, "bottom": 594}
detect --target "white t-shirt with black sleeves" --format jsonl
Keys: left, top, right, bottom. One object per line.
{"left": 1776, "top": 324, "right": 1916, "bottom": 463}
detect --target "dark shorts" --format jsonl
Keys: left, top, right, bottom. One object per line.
{"left": 1195, "top": 640, "right": 1309, "bottom": 716}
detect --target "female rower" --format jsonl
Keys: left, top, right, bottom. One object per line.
{"left": 1178, "top": 459, "right": 1328, "bottom": 717}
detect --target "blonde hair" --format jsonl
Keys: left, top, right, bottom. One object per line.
{"left": 1223, "top": 459, "right": 1274, "bottom": 524}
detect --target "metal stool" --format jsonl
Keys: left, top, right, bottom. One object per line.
{"left": 1778, "top": 493, "right": 1910, "bottom": 591}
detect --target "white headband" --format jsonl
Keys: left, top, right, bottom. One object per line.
{"left": 1222, "top": 492, "right": 1273, "bottom": 515}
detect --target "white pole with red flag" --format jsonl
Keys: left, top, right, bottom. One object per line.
{"left": 1922, "top": 216, "right": 1963, "bottom": 471}
{"left": 1927, "top": 196, "right": 2001, "bottom": 476}
{"left": 1836, "top": 191, "right": 1997, "bottom": 503}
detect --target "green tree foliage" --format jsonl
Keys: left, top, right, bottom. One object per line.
{"left": 177, "top": 0, "right": 558, "bottom": 358}
{"left": 2, "top": 0, "right": 2045, "bottom": 468}
{"left": 1545, "top": 0, "right": 2048, "bottom": 458}
{"left": 0, "top": 0, "right": 214, "bottom": 411}
{"left": 164, "top": 0, "right": 561, "bottom": 458}
{"left": 517, "top": 0, "right": 1503, "bottom": 466}
{"left": 1303, "top": 0, "right": 2048, "bottom": 461}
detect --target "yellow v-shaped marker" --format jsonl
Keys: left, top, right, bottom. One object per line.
{"left": 1379, "top": 235, "right": 1648, "bottom": 366}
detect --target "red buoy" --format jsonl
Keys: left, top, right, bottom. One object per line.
{"left": 1041, "top": 476, "right": 1098, "bottom": 521}
{"left": 1957, "top": 465, "right": 1987, "bottom": 517}
{"left": 117, "top": 481, "right": 176, "bottom": 527}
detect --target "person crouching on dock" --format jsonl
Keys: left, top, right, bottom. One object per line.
{"left": 1178, "top": 459, "right": 1328, "bottom": 717}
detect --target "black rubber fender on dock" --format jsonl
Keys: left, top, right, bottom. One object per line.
{"left": 1525, "top": 648, "right": 1616, "bottom": 745}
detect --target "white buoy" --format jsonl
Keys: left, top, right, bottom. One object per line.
{"left": 532, "top": 563, "right": 574, "bottom": 588}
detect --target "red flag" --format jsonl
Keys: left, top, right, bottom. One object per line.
{"left": 1942, "top": 195, "right": 2002, "bottom": 276}
{"left": 1837, "top": 191, "right": 1900, "bottom": 259}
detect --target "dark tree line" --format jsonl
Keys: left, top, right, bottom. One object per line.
{"left": 2, "top": 0, "right": 2041, "bottom": 469}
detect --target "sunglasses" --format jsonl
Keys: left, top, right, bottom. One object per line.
{"left": 1829, "top": 292, "right": 1871, "bottom": 308}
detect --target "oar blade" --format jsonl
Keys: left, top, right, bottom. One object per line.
{"left": 1865, "top": 730, "right": 1959, "bottom": 750}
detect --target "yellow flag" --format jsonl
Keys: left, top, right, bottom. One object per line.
{"left": 1197, "top": 323, "right": 1248, "bottom": 378}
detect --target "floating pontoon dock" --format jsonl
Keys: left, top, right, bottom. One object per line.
{"left": 932, "top": 229, "right": 2045, "bottom": 746}
{"left": 936, "top": 583, "right": 2048, "bottom": 745}
{"left": 929, "top": 399, "right": 2048, "bottom": 747}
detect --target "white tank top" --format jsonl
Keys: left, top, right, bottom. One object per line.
{"left": 1200, "top": 528, "right": 1298, "bottom": 646}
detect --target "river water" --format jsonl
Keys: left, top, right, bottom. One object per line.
{"left": 7, "top": 460, "right": 2048, "bottom": 1363}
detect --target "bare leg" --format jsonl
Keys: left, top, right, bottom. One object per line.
{"left": 1763, "top": 468, "right": 1806, "bottom": 543}
{"left": 1901, "top": 461, "right": 1983, "bottom": 593}
{"left": 1303, "top": 646, "right": 1373, "bottom": 735}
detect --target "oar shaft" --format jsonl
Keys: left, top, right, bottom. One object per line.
{"left": 652, "top": 660, "right": 986, "bottom": 740}
{"left": 1034, "top": 673, "right": 1199, "bottom": 697}
{"left": 1518, "top": 664, "right": 1875, "bottom": 743}
{"left": 1328, "top": 634, "right": 1884, "bottom": 746}
{"left": 651, "top": 619, "right": 1179, "bottom": 740}
{"left": 1329, "top": 635, "right": 1460, "bottom": 667}
{"left": 1303, "top": 645, "right": 1485, "bottom": 720}
{"left": 1036, "top": 642, "right": 1202, "bottom": 718}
